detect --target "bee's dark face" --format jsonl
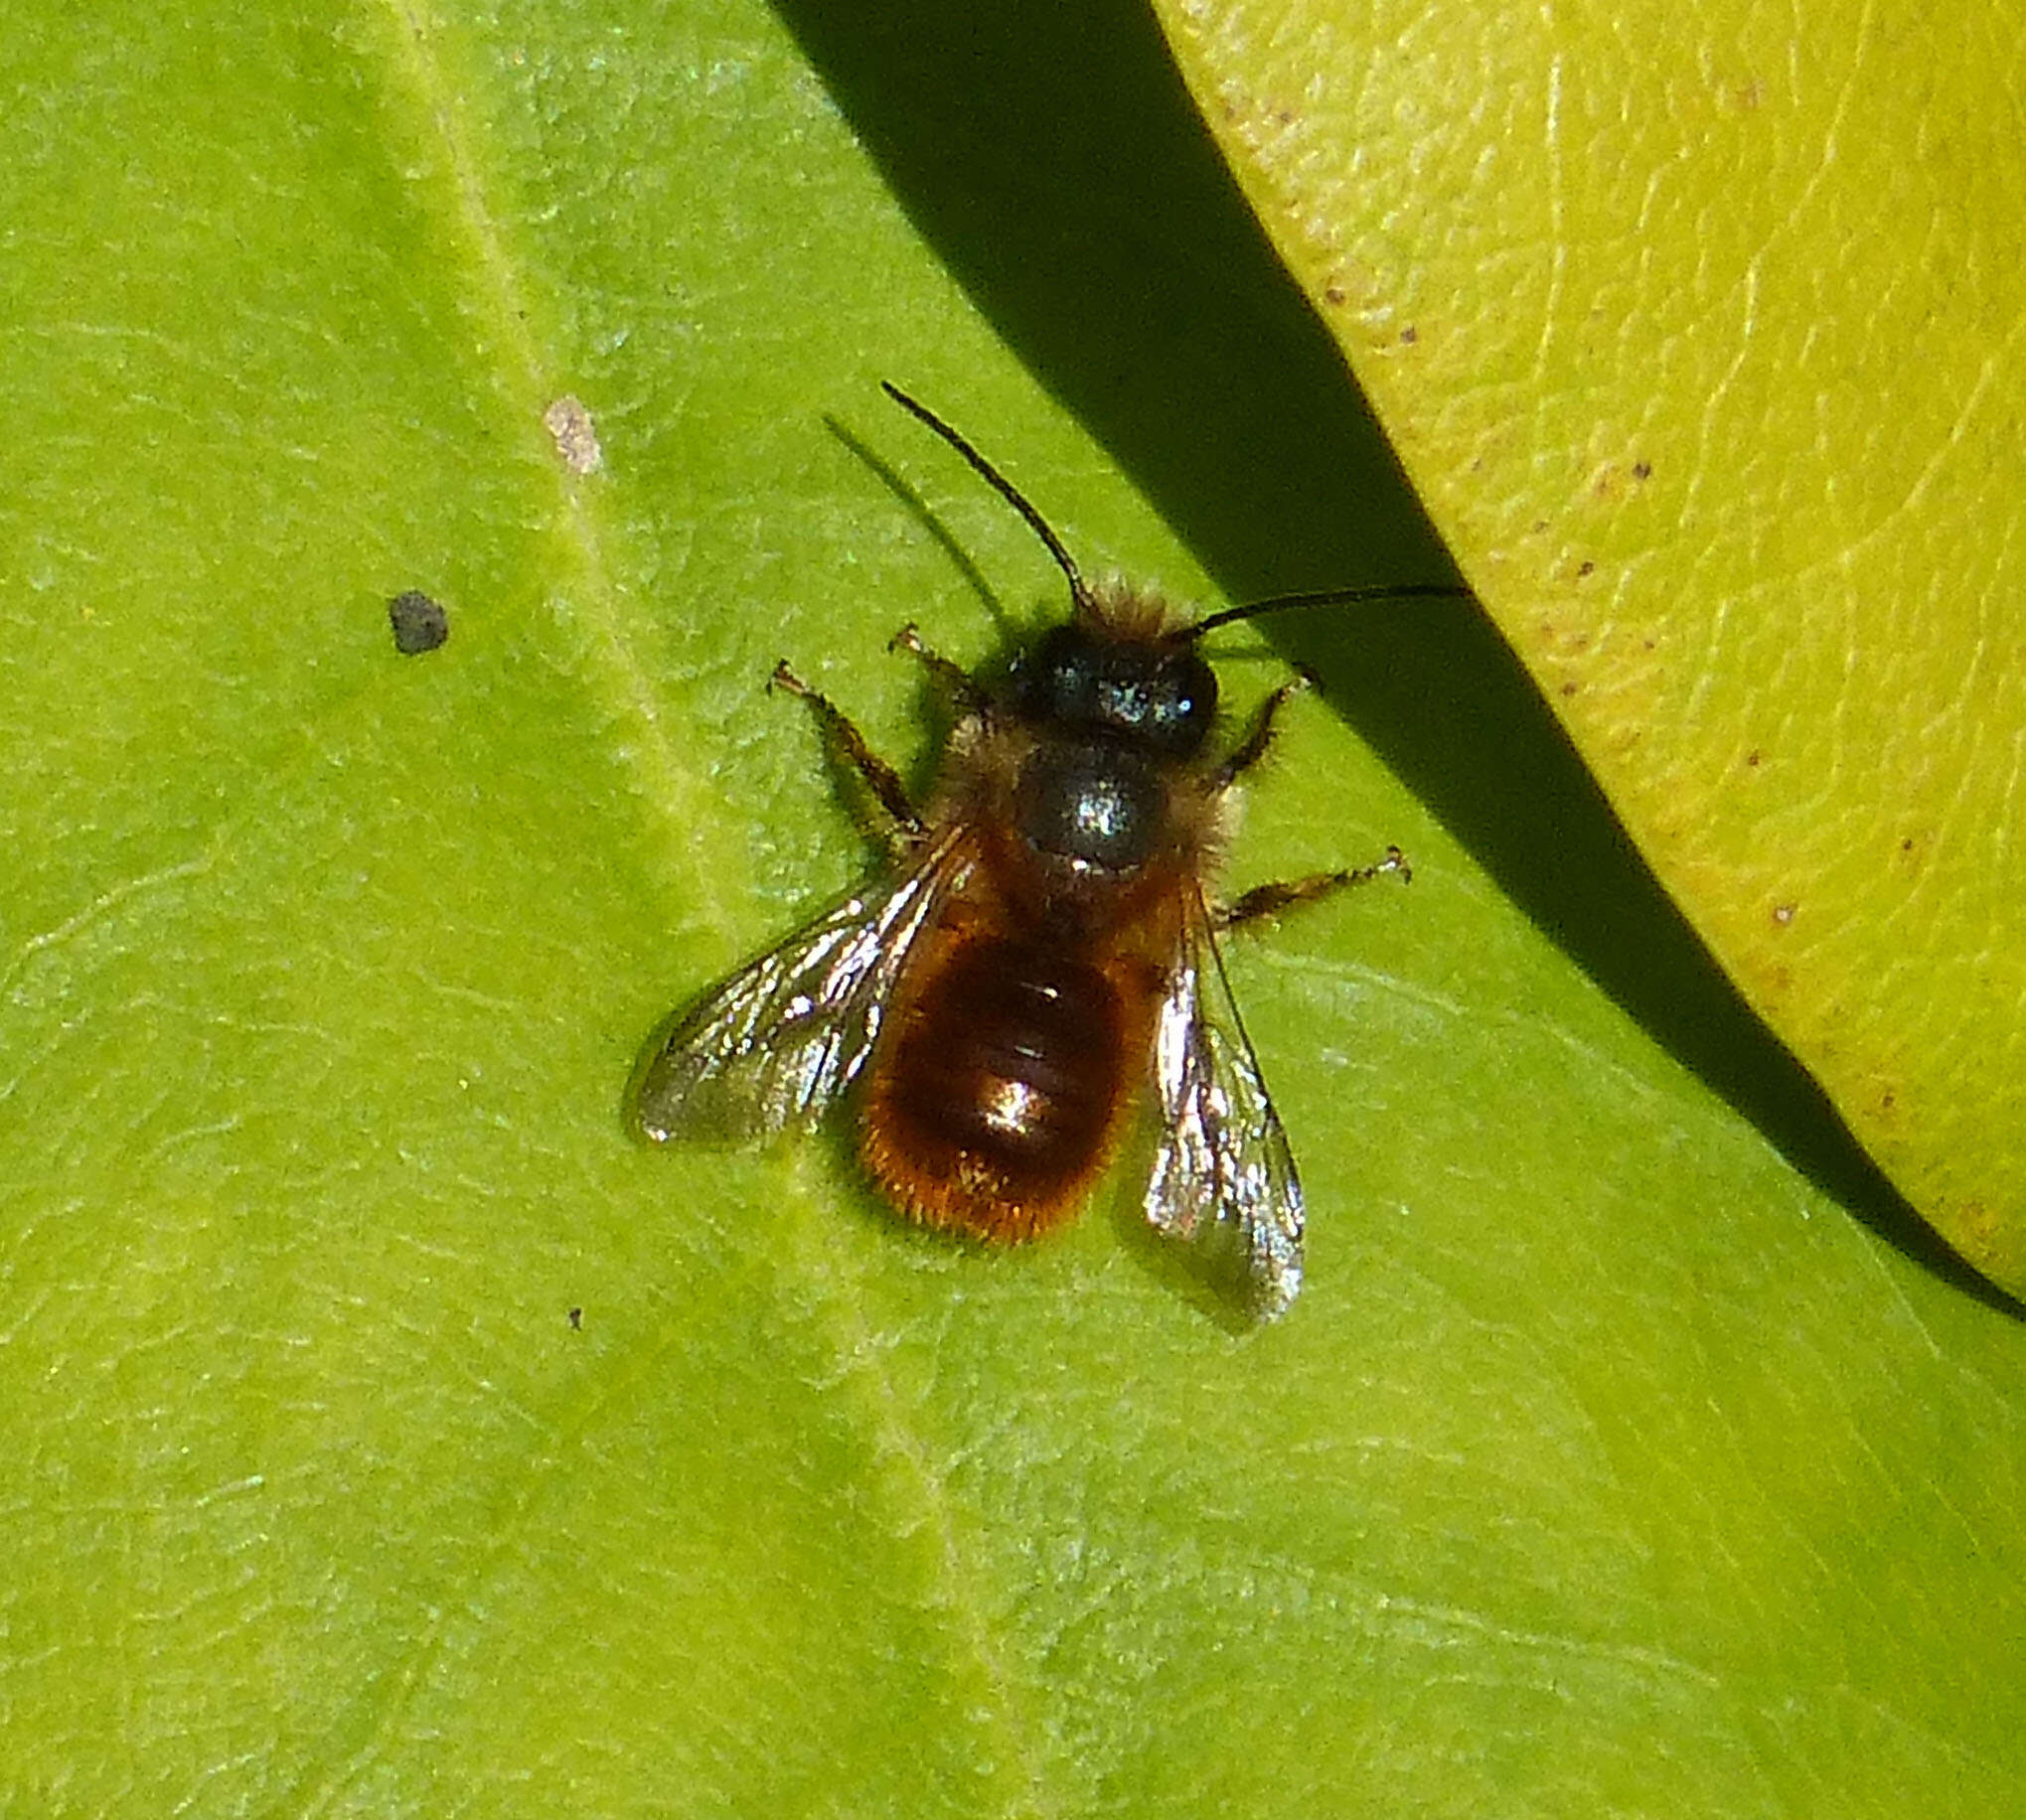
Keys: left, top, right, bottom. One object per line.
{"left": 1003, "top": 623, "right": 1218, "bottom": 759}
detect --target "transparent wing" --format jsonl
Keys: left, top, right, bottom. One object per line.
{"left": 1144, "top": 893, "right": 1306, "bottom": 1320}
{"left": 631, "top": 832, "right": 969, "bottom": 1143}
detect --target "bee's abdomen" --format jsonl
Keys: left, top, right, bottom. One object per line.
{"left": 861, "top": 937, "right": 1132, "bottom": 1241}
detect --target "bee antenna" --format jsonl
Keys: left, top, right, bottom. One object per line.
{"left": 1186, "top": 581, "right": 1472, "bottom": 641}
{"left": 881, "top": 381, "right": 1094, "bottom": 619}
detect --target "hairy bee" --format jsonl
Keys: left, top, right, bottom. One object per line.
{"left": 632, "top": 384, "right": 1451, "bottom": 1318}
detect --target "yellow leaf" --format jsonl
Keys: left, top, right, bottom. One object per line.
{"left": 1157, "top": 0, "right": 2026, "bottom": 1292}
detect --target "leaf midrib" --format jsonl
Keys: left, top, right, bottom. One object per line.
{"left": 361, "top": 4, "right": 1061, "bottom": 1809}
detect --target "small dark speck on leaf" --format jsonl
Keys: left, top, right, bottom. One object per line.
{"left": 1577, "top": 559, "right": 1595, "bottom": 578}
{"left": 1747, "top": 750, "right": 1762, "bottom": 766}
{"left": 1399, "top": 324, "right": 1418, "bottom": 344}
{"left": 389, "top": 590, "right": 449, "bottom": 656}
{"left": 567, "top": 1306, "right": 583, "bottom": 1331}
{"left": 1633, "top": 459, "right": 1652, "bottom": 481}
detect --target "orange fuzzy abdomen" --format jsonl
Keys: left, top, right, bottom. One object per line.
{"left": 858, "top": 931, "right": 1153, "bottom": 1241}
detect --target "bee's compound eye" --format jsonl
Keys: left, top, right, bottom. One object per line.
{"left": 1148, "top": 649, "right": 1216, "bottom": 756}
{"left": 1008, "top": 626, "right": 1102, "bottom": 726}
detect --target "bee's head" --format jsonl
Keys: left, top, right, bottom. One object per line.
{"left": 877, "top": 379, "right": 1470, "bottom": 743}
{"left": 1004, "top": 621, "right": 1217, "bottom": 758}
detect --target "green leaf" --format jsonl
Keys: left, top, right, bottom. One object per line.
{"left": 1154, "top": 0, "right": 2026, "bottom": 1297}
{"left": 3, "top": 2, "right": 2023, "bottom": 1814}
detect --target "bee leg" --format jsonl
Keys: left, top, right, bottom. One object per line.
{"left": 770, "top": 661, "right": 924, "bottom": 836}
{"left": 1216, "top": 667, "right": 1318, "bottom": 789}
{"left": 1216, "top": 846, "right": 1411, "bottom": 931}
{"left": 888, "top": 624, "right": 990, "bottom": 713}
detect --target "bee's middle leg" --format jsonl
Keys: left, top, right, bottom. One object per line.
{"left": 771, "top": 661, "right": 922, "bottom": 836}
{"left": 1217, "top": 846, "right": 1411, "bottom": 931}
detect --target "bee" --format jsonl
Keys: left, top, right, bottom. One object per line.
{"left": 632, "top": 384, "right": 1457, "bottom": 1319}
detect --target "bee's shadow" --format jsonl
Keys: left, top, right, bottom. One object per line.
{"left": 823, "top": 414, "right": 1026, "bottom": 647}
